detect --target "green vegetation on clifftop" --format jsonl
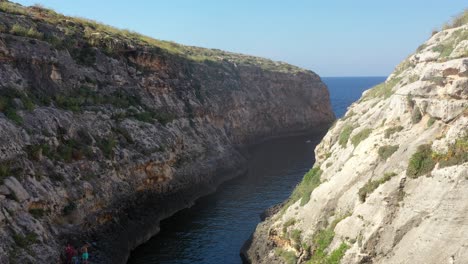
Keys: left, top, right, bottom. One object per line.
{"left": 0, "top": 1, "right": 305, "bottom": 73}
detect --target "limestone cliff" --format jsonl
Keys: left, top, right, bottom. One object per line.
{"left": 0, "top": 2, "right": 334, "bottom": 263}
{"left": 243, "top": 11, "right": 468, "bottom": 264}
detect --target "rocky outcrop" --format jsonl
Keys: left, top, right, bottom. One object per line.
{"left": 0, "top": 2, "right": 334, "bottom": 263}
{"left": 243, "top": 13, "right": 468, "bottom": 264}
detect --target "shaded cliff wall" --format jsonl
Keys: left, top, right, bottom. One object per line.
{"left": 0, "top": 2, "right": 334, "bottom": 263}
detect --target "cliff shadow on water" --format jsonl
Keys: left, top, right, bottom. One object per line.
{"left": 127, "top": 132, "right": 326, "bottom": 264}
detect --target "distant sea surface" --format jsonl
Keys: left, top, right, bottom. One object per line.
{"left": 323, "top": 76, "right": 386, "bottom": 118}
{"left": 127, "top": 76, "right": 386, "bottom": 264}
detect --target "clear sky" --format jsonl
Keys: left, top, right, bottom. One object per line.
{"left": 10, "top": 0, "right": 467, "bottom": 77}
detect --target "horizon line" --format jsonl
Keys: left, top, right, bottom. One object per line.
{"left": 321, "top": 75, "right": 388, "bottom": 78}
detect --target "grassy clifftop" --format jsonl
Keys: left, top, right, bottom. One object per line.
{"left": 0, "top": 1, "right": 306, "bottom": 73}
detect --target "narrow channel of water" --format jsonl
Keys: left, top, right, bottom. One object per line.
{"left": 127, "top": 76, "right": 386, "bottom": 264}
{"left": 128, "top": 134, "right": 321, "bottom": 264}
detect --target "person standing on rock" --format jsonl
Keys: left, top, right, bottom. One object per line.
{"left": 71, "top": 247, "right": 80, "bottom": 264}
{"left": 65, "top": 244, "right": 75, "bottom": 264}
{"left": 81, "top": 244, "right": 89, "bottom": 264}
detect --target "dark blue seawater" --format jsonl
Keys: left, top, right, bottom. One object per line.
{"left": 127, "top": 77, "right": 386, "bottom": 264}
{"left": 323, "top": 76, "right": 386, "bottom": 118}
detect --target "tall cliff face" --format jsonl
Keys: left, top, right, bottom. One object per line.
{"left": 244, "top": 13, "right": 468, "bottom": 264}
{"left": 0, "top": 2, "right": 334, "bottom": 263}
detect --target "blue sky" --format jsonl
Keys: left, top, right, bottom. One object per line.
{"left": 11, "top": 0, "right": 467, "bottom": 76}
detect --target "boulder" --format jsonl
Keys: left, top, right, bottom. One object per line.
{"left": 4, "top": 177, "right": 29, "bottom": 202}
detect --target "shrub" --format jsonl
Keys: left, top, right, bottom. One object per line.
{"left": 290, "top": 229, "right": 302, "bottom": 245}
{"left": 132, "top": 111, "right": 155, "bottom": 123}
{"left": 113, "top": 126, "right": 133, "bottom": 144}
{"left": 0, "top": 87, "right": 36, "bottom": 124}
{"left": 378, "top": 145, "right": 399, "bottom": 160}
{"left": 296, "top": 167, "right": 322, "bottom": 206}
{"left": 325, "top": 243, "right": 350, "bottom": 264}
{"left": 26, "top": 144, "right": 45, "bottom": 161}
{"left": 283, "top": 218, "right": 296, "bottom": 233}
{"left": 351, "top": 128, "right": 372, "bottom": 147}
{"left": 130, "top": 110, "right": 175, "bottom": 125}
{"left": 70, "top": 43, "right": 96, "bottom": 66}
{"left": 416, "top": 43, "right": 428, "bottom": 52}
{"left": 310, "top": 228, "right": 335, "bottom": 262}
{"left": 12, "top": 232, "right": 38, "bottom": 248}
{"left": 0, "top": 2, "right": 28, "bottom": 15}
{"left": 407, "top": 75, "right": 419, "bottom": 84}
{"left": 4, "top": 109, "right": 23, "bottom": 125}
{"left": 342, "top": 111, "right": 355, "bottom": 121}
{"left": 56, "top": 139, "right": 92, "bottom": 162}
{"left": 10, "top": 24, "right": 43, "bottom": 39}
{"left": 26, "top": 27, "right": 44, "bottom": 39}
{"left": 427, "top": 117, "right": 436, "bottom": 128}
{"left": 305, "top": 214, "right": 351, "bottom": 264}
{"left": 27, "top": 142, "right": 89, "bottom": 163}
{"left": 339, "top": 124, "right": 355, "bottom": 147}
{"left": 9, "top": 24, "right": 28, "bottom": 36}
{"left": 0, "top": 162, "right": 11, "bottom": 184}
{"left": 54, "top": 94, "right": 82, "bottom": 112}
{"left": 432, "top": 44, "right": 454, "bottom": 58}
{"left": 358, "top": 172, "right": 397, "bottom": 202}
{"left": 62, "top": 202, "right": 76, "bottom": 215}
{"left": 54, "top": 86, "right": 141, "bottom": 112}
{"left": 384, "top": 126, "right": 404, "bottom": 138}
{"left": 363, "top": 77, "right": 401, "bottom": 100}
{"left": 28, "top": 208, "right": 46, "bottom": 219}
{"left": 436, "top": 136, "right": 468, "bottom": 168}
{"left": 406, "top": 94, "right": 415, "bottom": 108}
{"left": 427, "top": 76, "right": 446, "bottom": 86}
{"left": 411, "top": 106, "right": 422, "bottom": 124}
{"left": 153, "top": 111, "right": 176, "bottom": 125}
{"left": 281, "top": 167, "right": 322, "bottom": 213}
{"left": 406, "top": 144, "right": 435, "bottom": 178}
{"left": 50, "top": 172, "right": 65, "bottom": 182}
{"left": 442, "top": 9, "right": 468, "bottom": 30}
{"left": 97, "top": 138, "right": 117, "bottom": 159}
{"left": 275, "top": 248, "right": 296, "bottom": 264}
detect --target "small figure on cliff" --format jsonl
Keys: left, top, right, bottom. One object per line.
{"left": 71, "top": 247, "right": 80, "bottom": 264}
{"left": 65, "top": 244, "right": 75, "bottom": 264}
{"left": 81, "top": 244, "right": 90, "bottom": 264}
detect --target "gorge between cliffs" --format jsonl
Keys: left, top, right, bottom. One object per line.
{"left": 1, "top": 2, "right": 467, "bottom": 264}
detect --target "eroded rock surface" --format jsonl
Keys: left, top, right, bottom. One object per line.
{"left": 244, "top": 17, "right": 468, "bottom": 264}
{"left": 0, "top": 2, "right": 334, "bottom": 263}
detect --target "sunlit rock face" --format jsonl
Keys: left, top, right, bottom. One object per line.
{"left": 243, "top": 18, "right": 468, "bottom": 264}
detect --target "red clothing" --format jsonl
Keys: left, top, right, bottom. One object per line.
{"left": 65, "top": 246, "right": 74, "bottom": 263}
